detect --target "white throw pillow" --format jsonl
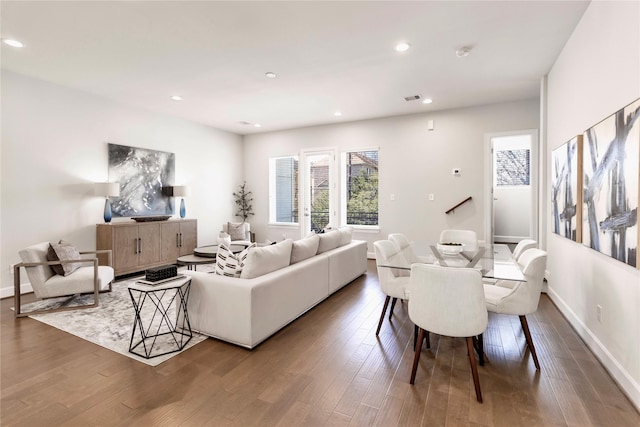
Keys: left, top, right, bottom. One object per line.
{"left": 215, "top": 243, "right": 255, "bottom": 277}
{"left": 227, "top": 222, "right": 247, "bottom": 241}
{"left": 338, "top": 226, "right": 353, "bottom": 246}
{"left": 290, "top": 234, "right": 320, "bottom": 264}
{"left": 316, "top": 230, "right": 341, "bottom": 254}
{"left": 240, "top": 239, "right": 293, "bottom": 279}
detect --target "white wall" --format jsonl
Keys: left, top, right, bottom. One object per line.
{"left": 546, "top": 1, "right": 640, "bottom": 409}
{"left": 244, "top": 99, "right": 539, "bottom": 253}
{"left": 1, "top": 71, "right": 243, "bottom": 296}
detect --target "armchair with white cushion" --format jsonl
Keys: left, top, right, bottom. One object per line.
{"left": 14, "top": 242, "right": 114, "bottom": 317}
{"left": 222, "top": 222, "right": 254, "bottom": 246}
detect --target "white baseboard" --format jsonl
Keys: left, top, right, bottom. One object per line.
{"left": 1, "top": 283, "right": 33, "bottom": 299}
{"left": 547, "top": 286, "right": 640, "bottom": 412}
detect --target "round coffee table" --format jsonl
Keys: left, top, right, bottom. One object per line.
{"left": 176, "top": 254, "right": 217, "bottom": 271}
{"left": 193, "top": 244, "right": 247, "bottom": 258}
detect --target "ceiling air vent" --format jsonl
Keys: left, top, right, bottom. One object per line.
{"left": 238, "top": 121, "right": 252, "bottom": 125}
{"left": 403, "top": 94, "right": 422, "bottom": 102}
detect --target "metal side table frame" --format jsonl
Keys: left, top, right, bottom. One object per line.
{"left": 128, "top": 276, "right": 193, "bottom": 359}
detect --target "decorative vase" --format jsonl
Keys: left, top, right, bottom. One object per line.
{"left": 217, "top": 232, "right": 231, "bottom": 247}
{"left": 103, "top": 198, "right": 112, "bottom": 223}
{"left": 179, "top": 198, "right": 186, "bottom": 219}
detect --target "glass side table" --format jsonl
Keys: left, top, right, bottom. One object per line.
{"left": 127, "top": 276, "right": 192, "bottom": 359}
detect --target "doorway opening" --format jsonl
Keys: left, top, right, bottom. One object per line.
{"left": 485, "top": 130, "right": 538, "bottom": 244}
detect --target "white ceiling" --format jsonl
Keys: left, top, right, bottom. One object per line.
{"left": 1, "top": 1, "right": 589, "bottom": 135}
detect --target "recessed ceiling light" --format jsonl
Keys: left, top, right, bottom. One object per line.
{"left": 3, "top": 39, "right": 24, "bottom": 48}
{"left": 334, "top": 111, "right": 342, "bottom": 117}
{"left": 422, "top": 98, "right": 433, "bottom": 104}
{"left": 254, "top": 123, "right": 262, "bottom": 128}
{"left": 394, "top": 42, "right": 411, "bottom": 52}
{"left": 170, "top": 95, "right": 183, "bottom": 101}
{"left": 456, "top": 46, "right": 472, "bottom": 58}
{"left": 265, "top": 72, "right": 277, "bottom": 78}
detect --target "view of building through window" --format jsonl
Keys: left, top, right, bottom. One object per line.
{"left": 270, "top": 156, "right": 298, "bottom": 223}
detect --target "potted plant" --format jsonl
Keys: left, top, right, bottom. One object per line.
{"left": 233, "top": 181, "right": 254, "bottom": 222}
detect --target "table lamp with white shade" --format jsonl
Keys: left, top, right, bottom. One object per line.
{"left": 172, "top": 185, "right": 191, "bottom": 219}
{"left": 95, "top": 182, "right": 120, "bottom": 223}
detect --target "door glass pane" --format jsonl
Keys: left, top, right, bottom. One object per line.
{"left": 308, "top": 154, "right": 330, "bottom": 232}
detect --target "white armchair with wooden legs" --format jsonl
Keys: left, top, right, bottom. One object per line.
{"left": 373, "top": 240, "right": 410, "bottom": 336}
{"left": 14, "top": 242, "right": 114, "bottom": 317}
{"left": 483, "top": 248, "right": 547, "bottom": 370}
{"left": 408, "top": 263, "right": 488, "bottom": 403}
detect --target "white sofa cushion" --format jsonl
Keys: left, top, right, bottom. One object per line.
{"left": 338, "top": 226, "right": 353, "bottom": 246}
{"left": 241, "top": 239, "right": 293, "bottom": 279}
{"left": 317, "top": 230, "right": 341, "bottom": 254}
{"left": 291, "top": 234, "right": 320, "bottom": 264}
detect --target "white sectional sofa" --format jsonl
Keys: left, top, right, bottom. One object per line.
{"left": 184, "top": 230, "right": 368, "bottom": 349}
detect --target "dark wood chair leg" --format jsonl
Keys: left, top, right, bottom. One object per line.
{"left": 389, "top": 297, "right": 398, "bottom": 320}
{"left": 519, "top": 315, "right": 540, "bottom": 370}
{"left": 410, "top": 328, "right": 425, "bottom": 384}
{"left": 466, "top": 337, "right": 483, "bottom": 403}
{"left": 472, "top": 334, "right": 485, "bottom": 366}
{"left": 413, "top": 324, "right": 418, "bottom": 350}
{"left": 376, "top": 296, "right": 391, "bottom": 336}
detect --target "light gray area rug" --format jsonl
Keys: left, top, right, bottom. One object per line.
{"left": 20, "top": 278, "right": 208, "bottom": 366}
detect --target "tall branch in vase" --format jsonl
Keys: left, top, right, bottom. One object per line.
{"left": 233, "top": 181, "right": 254, "bottom": 222}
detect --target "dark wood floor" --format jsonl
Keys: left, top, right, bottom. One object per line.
{"left": 2, "top": 260, "right": 639, "bottom": 426}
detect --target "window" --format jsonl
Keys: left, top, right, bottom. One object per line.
{"left": 342, "top": 150, "right": 379, "bottom": 227}
{"left": 495, "top": 149, "right": 530, "bottom": 186}
{"left": 269, "top": 156, "right": 299, "bottom": 224}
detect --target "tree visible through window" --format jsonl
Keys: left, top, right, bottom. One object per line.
{"left": 496, "top": 149, "right": 530, "bottom": 186}
{"left": 344, "top": 150, "right": 378, "bottom": 226}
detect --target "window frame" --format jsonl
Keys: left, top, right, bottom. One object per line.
{"left": 268, "top": 155, "right": 300, "bottom": 226}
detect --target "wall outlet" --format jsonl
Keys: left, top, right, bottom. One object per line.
{"left": 428, "top": 193, "right": 434, "bottom": 201}
{"left": 390, "top": 194, "right": 395, "bottom": 201}
{"left": 597, "top": 305, "right": 603, "bottom": 323}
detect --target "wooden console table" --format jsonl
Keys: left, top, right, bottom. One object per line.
{"left": 97, "top": 219, "right": 197, "bottom": 276}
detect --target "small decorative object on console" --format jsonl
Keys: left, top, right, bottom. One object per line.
{"left": 132, "top": 215, "right": 172, "bottom": 222}
{"left": 145, "top": 264, "right": 178, "bottom": 282}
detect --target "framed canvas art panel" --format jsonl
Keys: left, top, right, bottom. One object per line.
{"left": 582, "top": 98, "right": 640, "bottom": 268}
{"left": 108, "top": 143, "right": 176, "bottom": 217}
{"left": 551, "top": 135, "right": 582, "bottom": 242}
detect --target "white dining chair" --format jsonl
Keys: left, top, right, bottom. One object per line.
{"left": 439, "top": 229, "right": 478, "bottom": 252}
{"left": 373, "top": 240, "right": 410, "bottom": 335}
{"left": 388, "top": 233, "right": 430, "bottom": 264}
{"left": 492, "top": 239, "right": 538, "bottom": 289}
{"left": 483, "top": 248, "right": 547, "bottom": 370}
{"left": 408, "top": 263, "right": 487, "bottom": 402}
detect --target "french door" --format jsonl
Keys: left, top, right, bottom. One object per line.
{"left": 300, "top": 149, "right": 336, "bottom": 237}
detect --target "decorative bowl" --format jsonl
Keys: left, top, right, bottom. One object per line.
{"left": 437, "top": 242, "right": 466, "bottom": 255}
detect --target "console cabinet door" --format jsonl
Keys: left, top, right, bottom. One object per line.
{"left": 137, "top": 223, "right": 162, "bottom": 266}
{"left": 113, "top": 226, "right": 139, "bottom": 272}
{"left": 179, "top": 220, "right": 197, "bottom": 256}
{"left": 161, "top": 222, "right": 181, "bottom": 261}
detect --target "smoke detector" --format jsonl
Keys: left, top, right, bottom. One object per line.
{"left": 456, "top": 46, "right": 472, "bottom": 58}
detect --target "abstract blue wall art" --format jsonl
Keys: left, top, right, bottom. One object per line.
{"left": 582, "top": 98, "right": 639, "bottom": 268}
{"left": 108, "top": 143, "right": 175, "bottom": 217}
